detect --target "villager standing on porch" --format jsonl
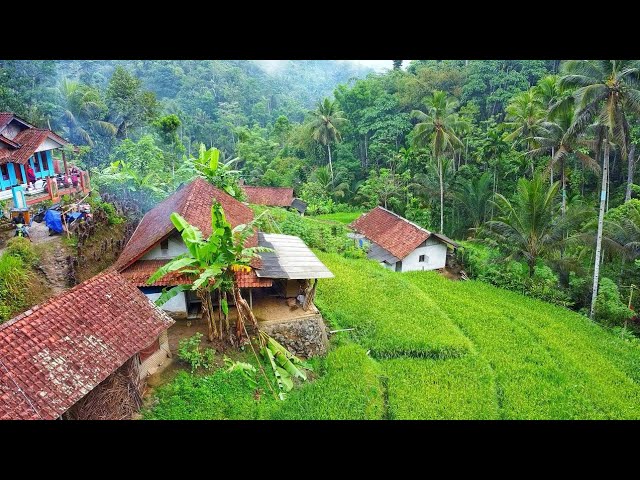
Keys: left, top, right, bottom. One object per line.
{"left": 26, "top": 165, "right": 36, "bottom": 186}
{"left": 71, "top": 168, "right": 79, "bottom": 190}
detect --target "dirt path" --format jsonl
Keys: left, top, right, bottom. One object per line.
{"left": 28, "top": 222, "right": 70, "bottom": 295}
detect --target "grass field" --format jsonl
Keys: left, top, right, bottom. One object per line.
{"left": 145, "top": 252, "right": 640, "bottom": 420}
{"left": 314, "top": 211, "right": 363, "bottom": 224}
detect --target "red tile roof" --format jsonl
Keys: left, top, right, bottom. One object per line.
{"left": 0, "top": 270, "right": 174, "bottom": 420}
{"left": 350, "top": 206, "right": 431, "bottom": 260}
{"left": 0, "top": 135, "right": 20, "bottom": 148}
{"left": 115, "top": 178, "right": 258, "bottom": 272}
{"left": 120, "top": 259, "right": 272, "bottom": 289}
{"left": 0, "top": 113, "right": 15, "bottom": 130}
{"left": 234, "top": 268, "right": 273, "bottom": 288}
{"left": 242, "top": 186, "right": 294, "bottom": 207}
{"left": 8, "top": 128, "right": 67, "bottom": 165}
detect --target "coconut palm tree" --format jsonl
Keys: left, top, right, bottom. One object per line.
{"left": 503, "top": 89, "right": 546, "bottom": 175}
{"left": 486, "top": 174, "right": 586, "bottom": 277}
{"left": 311, "top": 165, "right": 350, "bottom": 200}
{"left": 411, "top": 90, "right": 463, "bottom": 233}
{"left": 455, "top": 171, "right": 494, "bottom": 233}
{"left": 56, "top": 78, "right": 117, "bottom": 146}
{"left": 529, "top": 108, "right": 599, "bottom": 217}
{"left": 308, "top": 98, "right": 347, "bottom": 182}
{"left": 559, "top": 60, "right": 640, "bottom": 318}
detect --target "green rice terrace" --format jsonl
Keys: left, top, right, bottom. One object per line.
{"left": 145, "top": 252, "right": 640, "bottom": 420}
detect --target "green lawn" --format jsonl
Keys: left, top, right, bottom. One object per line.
{"left": 314, "top": 211, "right": 363, "bottom": 224}
{"left": 145, "top": 252, "right": 640, "bottom": 420}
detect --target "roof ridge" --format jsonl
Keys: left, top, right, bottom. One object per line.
{"left": 375, "top": 206, "right": 432, "bottom": 235}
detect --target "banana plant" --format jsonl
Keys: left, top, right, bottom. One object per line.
{"left": 148, "top": 202, "right": 312, "bottom": 400}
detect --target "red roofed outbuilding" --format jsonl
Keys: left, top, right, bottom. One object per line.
{"left": 0, "top": 270, "right": 174, "bottom": 420}
{"left": 349, "top": 206, "right": 458, "bottom": 272}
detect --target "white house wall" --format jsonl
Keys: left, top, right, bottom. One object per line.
{"left": 144, "top": 291, "right": 187, "bottom": 317}
{"left": 399, "top": 242, "right": 448, "bottom": 272}
{"left": 36, "top": 138, "right": 64, "bottom": 152}
{"left": 141, "top": 236, "right": 187, "bottom": 260}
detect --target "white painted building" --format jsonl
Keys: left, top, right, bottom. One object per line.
{"left": 349, "top": 206, "right": 458, "bottom": 272}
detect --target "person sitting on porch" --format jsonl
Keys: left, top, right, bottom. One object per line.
{"left": 71, "top": 170, "right": 79, "bottom": 189}
{"left": 26, "top": 165, "right": 36, "bottom": 187}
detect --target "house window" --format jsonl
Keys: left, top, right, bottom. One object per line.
{"left": 419, "top": 255, "right": 425, "bottom": 262}
{"left": 395, "top": 261, "right": 402, "bottom": 272}
{"left": 32, "top": 157, "right": 41, "bottom": 173}
{"left": 0, "top": 164, "right": 8, "bottom": 181}
{"left": 160, "top": 239, "right": 169, "bottom": 253}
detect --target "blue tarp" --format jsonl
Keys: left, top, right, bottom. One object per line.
{"left": 44, "top": 209, "right": 63, "bottom": 233}
{"left": 66, "top": 212, "right": 83, "bottom": 222}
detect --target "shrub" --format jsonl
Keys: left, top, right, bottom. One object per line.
{"left": 5, "top": 237, "right": 39, "bottom": 266}
{"left": 177, "top": 333, "right": 216, "bottom": 372}
{"left": 0, "top": 254, "right": 28, "bottom": 322}
{"left": 98, "top": 201, "right": 124, "bottom": 225}
{"left": 594, "top": 277, "right": 634, "bottom": 327}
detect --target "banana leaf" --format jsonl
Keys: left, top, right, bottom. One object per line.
{"left": 267, "top": 335, "right": 313, "bottom": 371}
{"left": 271, "top": 347, "right": 307, "bottom": 381}
{"left": 262, "top": 346, "right": 287, "bottom": 400}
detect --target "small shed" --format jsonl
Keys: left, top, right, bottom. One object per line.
{"left": 0, "top": 270, "right": 174, "bottom": 420}
{"left": 350, "top": 206, "right": 458, "bottom": 272}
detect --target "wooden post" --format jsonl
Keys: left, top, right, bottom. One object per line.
{"left": 249, "top": 289, "right": 253, "bottom": 309}
{"left": 62, "top": 149, "right": 69, "bottom": 176}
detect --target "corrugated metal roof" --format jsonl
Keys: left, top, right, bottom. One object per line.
{"left": 256, "top": 233, "right": 334, "bottom": 280}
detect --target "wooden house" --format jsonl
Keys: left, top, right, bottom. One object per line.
{"left": 349, "top": 206, "right": 458, "bottom": 272}
{"left": 0, "top": 112, "right": 89, "bottom": 205}
{"left": 0, "top": 271, "right": 174, "bottom": 420}
{"left": 115, "top": 178, "right": 332, "bottom": 322}
{"left": 242, "top": 185, "right": 308, "bottom": 214}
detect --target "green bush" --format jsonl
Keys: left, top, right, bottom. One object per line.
{"left": 595, "top": 278, "right": 634, "bottom": 327}
{"left": 458, "top": 241, "right": 572, "bottom": 307}
{"left": 5, "top": 237, "right": 39, "bottom": 266}
{"left": 177, "top": 333, "right": 216, "bottom": 372}
{"left": 144, "top": 368, "right": 269, "bottom": 420}
{"left": 0, "top": 254, "right": 29, "bottom": 323}
{"left": 254, "top": 207, "right": 366, "bottom": 259}
{"left": 98, "top": 201, "right": 124, "bottom": 225}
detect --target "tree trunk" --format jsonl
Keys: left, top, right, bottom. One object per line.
{"left": 327, "top": 144, "right": 334, "bottom": 182}
{"left": 550, "top": 147, "right": 554, "bottom": 185}
{"left": 561, "top": 158, "right": 566, "bottom": 218}
{"left": 528, "top": 257, "right": 536, "bottom": 278}
{"left": 438, "top": 156, "right": 444, "bottom": 233}
{"left": 590, "top": 140, "right": 609, "bottom": 320}
{"left": 198, "top": 287, "right": 216, "bottom": 342}
{"left": 625, "top": 144, "right": 635, "bottom": 202}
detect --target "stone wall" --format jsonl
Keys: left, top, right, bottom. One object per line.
{"left": 260, "top": 314, "right": 329, "bottom": 358}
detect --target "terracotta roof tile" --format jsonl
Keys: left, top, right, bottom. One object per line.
{"left": 9, "top": 129, "right": 67, "bottom": 165}
{"left": 115, "top": 178, "right": 258, "bottom": 272}
{"left": 350, "top": 206, "right": 430, "bottom": 260}
{"left": 121, "top": 260, "right": 272, "bottom": 289}
{"left": 0, "top": 270, "right": 174, "bottom": 420}
{"left": 0, "top": 113, "right": 14, "bottom": 130}
{"left": 242, "top": 186, "right": 294, "bottom": 207}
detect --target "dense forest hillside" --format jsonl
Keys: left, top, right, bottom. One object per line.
{"left": 1, "top": 59, "right": 638, "bottom": 334}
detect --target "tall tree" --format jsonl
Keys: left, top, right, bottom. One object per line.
{"left": 56, "top": 78, "right": 116, "bottom": 147}
{"left": 411, "top": 90, "right": 463, "bottom": 233}
{"left": 487, "top": 174, "right": 584, "bottom": 277}
{"left": 503, "top": 89, "right": 545, "bottom": 175}
{"left": 560, "top": 60, "right": 640, "bottom": 318}
{"left": 308, "top": 98, "right": 347, "bottom": 181}
{"left": 393, "top": 60, "right": 403, "bottom": 70}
